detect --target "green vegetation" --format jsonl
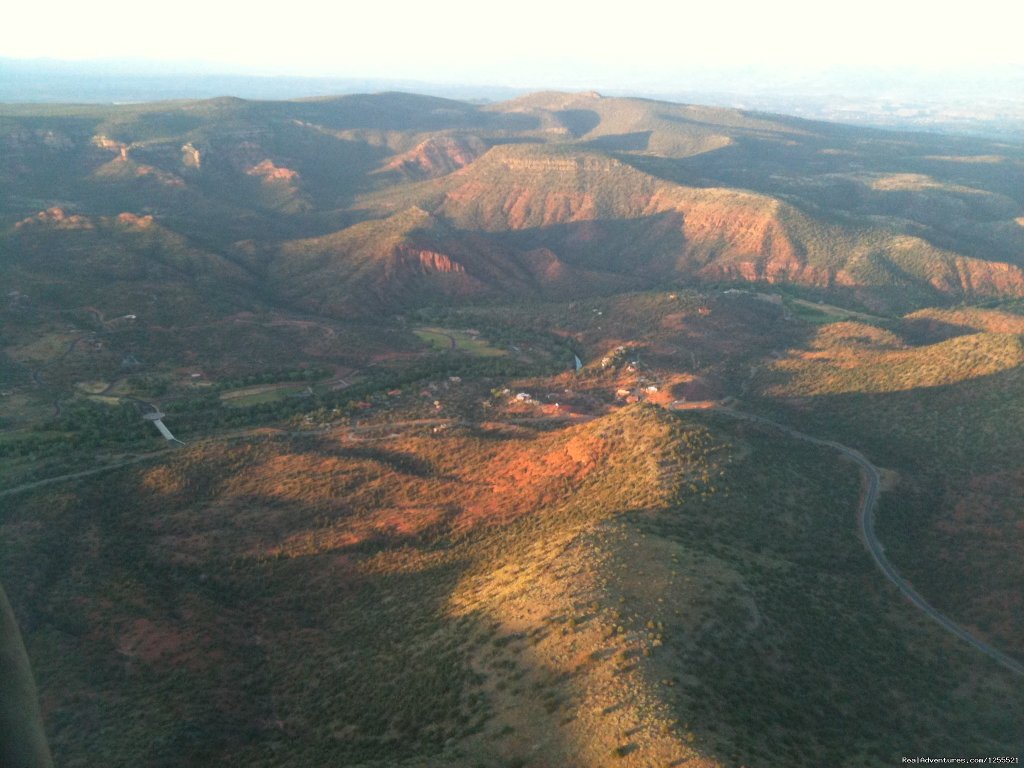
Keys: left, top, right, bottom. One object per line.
{"left": 3, "top": 89, "right": 1024, "bottom": 767}
{"left": 642, "top": 417, "right": 1020, "bottom": 764}
{"left": 749, "top": 308, "right": 1024, "bottom": 663}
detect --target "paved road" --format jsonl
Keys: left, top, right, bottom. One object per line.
{"left": 702, "top": 405, "right": 1024, "bottom": 679}
{"left": 0, "top": 451, "right": 172, "bottom": 500}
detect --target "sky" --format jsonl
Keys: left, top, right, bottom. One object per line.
{"left": 2, "top": 0, "right": 1024, "bottom": 98}
{"left": 2, "top": 0, "right": 1022, "bottom": 90}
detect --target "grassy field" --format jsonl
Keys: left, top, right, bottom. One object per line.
{"left": 219, "top": 383, "right": 310, "bottom": 408}
{"left": 785, "top": 297, "right": 890, "bottom": 325}
{"left": 414, "top": 327, "right": 507, "bottom": 357}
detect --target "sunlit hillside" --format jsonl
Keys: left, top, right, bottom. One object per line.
{"left": 4, "top": 404, "right": 1021, "bottom": 766}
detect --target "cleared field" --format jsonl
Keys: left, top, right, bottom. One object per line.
{"left": 82, "top": 395, "right": 123, "bottom": 406}
{"left": 75, "top": 380, "right": 110, "bottom": 394}
{"left": 414, "top": 327, "right": 507, "bottom": 357}
{"left": 0, "top": 393, "right": 52, "bottom": 429}
{"left": 786, "top": 298, "right": 889, "bottom": 325}
{"left": 219, "top": 382, "right": 310, "bottom": 408}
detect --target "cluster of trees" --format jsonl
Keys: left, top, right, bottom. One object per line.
{"left": 213, "top": 367, "right": 333, "bottom": 391}
{"left": 0, "top": 403, "right": 151, "bottom": 461}
{"left": 56, "top": 402, "right": 148, "bottom": 448}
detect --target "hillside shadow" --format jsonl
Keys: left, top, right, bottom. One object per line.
{"left": 554, "top": 109, "right": 601, "bottom": 137}
{"left": 461, "top": 422, "right": 544, "bottom": 442}
{"left": 302, "top": 438, "right": 444, "bottom": 479}
{"left": 621, "top": 133, "right": 1024, "bottom": 268}
{"left": 193, "top": 130, "right": 395, "bottom": 214}
{"left": 758, "top": 362, "right": 1024, "bottom": 475}
{"left": 4, "top": 449, "right": 616, "bottom": 765}
{"left": 487, "top": 211, "right": 687, "bottom": 275}
{"left": 898, "top": 316, "right": 976, "bottom": 345}
{"left": 584, "top": 131, "right": 652, "bottom": 152}
{"left": 478, "top": 139, "right": 548, "bottom": 155}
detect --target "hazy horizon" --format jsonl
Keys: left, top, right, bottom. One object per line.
{"left": 2, "top": 0, "right": 1022, "bottom": 94}
{"left": 4, "top": 56, "right": 1022, "bottom": 140}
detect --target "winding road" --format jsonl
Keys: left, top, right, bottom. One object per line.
{"left": 704, "top": 405, "right": 1024, "bottom": 679}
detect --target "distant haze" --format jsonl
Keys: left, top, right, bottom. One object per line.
{"left": 3, "top": 0, "right": 1022, "bottom": 138}
{"left": 2, "top": 0, "right": 1021, "bottom": 89}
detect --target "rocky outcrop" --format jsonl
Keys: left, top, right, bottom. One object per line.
{"left": 92, "top": 155, "right": 185, "bottom": 187}
{"left": 246, "top": 159, "right": 300, "bottom": 183}
{"left": 181, "top": 142, "right": 202, "bottom": 169}
{"left": 91, "top": 135, "right": 132, "bottom": 162}
{"left": 14, "top": 207, "right": 94, "bottom": 230}
{"left": 392, "top": 245, "right": 466, "bottom": 275}
{"left": 697, "top": 259, "right": 835, "bottom": 287}
{"left": 942, "top": 256, "right": 1024, "bottom": 297}
{"left": 114, "top": 212, "right": 156, "bottom": 229}
{"left": 218, "top": 135, "right": 269, "bottom": 172}
{"left": 495, "top": 154, "right": 618, "bottom": 175}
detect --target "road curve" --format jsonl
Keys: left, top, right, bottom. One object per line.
{"left": 697, "top": 405, "right": 1024, "bottom": 679}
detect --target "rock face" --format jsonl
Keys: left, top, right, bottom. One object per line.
{"left": 941, "top": 257, "right": 1024, "bottom": 296}
{"left": 92, "top": 156, "right": 186, "bottom": 187}
{"left": 382, "top": 135, "right": 488, "bottom": 179}
{"left": 14, "top": 209, "right": 164, "bottom": 232}
{"left": 496, "top": 154, "right": 618, "bottom": 176}
{"left": 393, "top": 245, "right": 466, "bottom": 275}
{"left": 181, "top": 142, "right": 202, "bottom": 169}
{"left": 92, "top": 135, "right": 125, "bottom": 152}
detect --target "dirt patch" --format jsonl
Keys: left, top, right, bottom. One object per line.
{"left": 671, "top": 375, "right": 719, "bottom": 402}
{"left": 117, "top": 618, "right": 183, "bottom": 662}
{"left": 877, "top": 467, "right": 901, "bottom": 492}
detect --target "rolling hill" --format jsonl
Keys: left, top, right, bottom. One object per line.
{"left": 5, "top": 405, "right": 1022, "bottom": 766}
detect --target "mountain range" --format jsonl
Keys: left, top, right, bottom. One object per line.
{"left": 1, "top": 90, "right": 1023, "bottom": 767}
{"left": 3, "top": 90, "right": 1023, "bottom": 323}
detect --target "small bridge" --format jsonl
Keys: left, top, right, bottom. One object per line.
{"left": 142, "top": 411, "right": 184, "bottom": 446}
